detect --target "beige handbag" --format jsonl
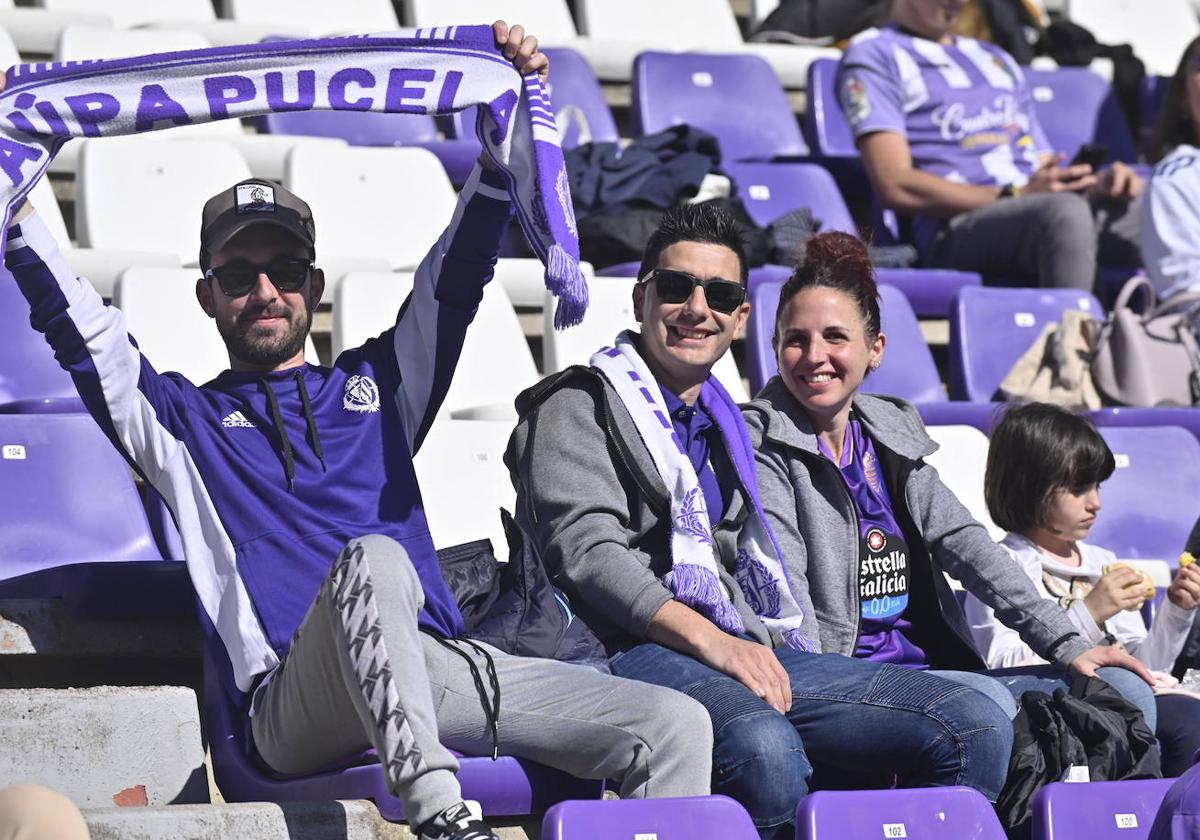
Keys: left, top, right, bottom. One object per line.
{"left": 999, "top": 309, "right": 1103, "bottom": 410}
{"left": 1091, "top": 275, "right": 1200, "bottom": 407}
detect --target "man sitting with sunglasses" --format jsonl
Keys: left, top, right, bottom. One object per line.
{"left": 2, "top": 23, "right": 719, "bottom": 840}
{"left": 505, "top": 203, "right": 1013, "bottom": 840}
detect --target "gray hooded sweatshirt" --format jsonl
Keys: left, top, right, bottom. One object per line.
{"left": 741, "top": 378, "right": 1092, "bottom": 669}
{"left": 505, "top": 366, "right": 781, "bottom": 655}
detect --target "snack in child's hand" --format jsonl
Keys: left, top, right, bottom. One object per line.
{"left": 1181, "top": 552, "right": 1196, "bottom": 568}
{"left": 1101, "top": 561, "right": 1156, "bottom": 609}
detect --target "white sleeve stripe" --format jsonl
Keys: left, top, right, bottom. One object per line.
{"left": 15, "top": 212, "right": 277, "bottom": 691}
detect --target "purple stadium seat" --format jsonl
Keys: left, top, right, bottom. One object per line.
{"left": 631, "top": 51, "right": 809, "bottom": 162}
{"left": 725, "top": 161, "right": 856, "bottom": 234}
{"left": 745, "top": 270, "right": 997, "bottom": 428}
{"left": 795, "top": 786, "right": 1006, "bottom": 839}
{"left": 1031, "top": 779, "right": 1177, "bottom": 840}
{"left": 726, "top": 162, "right": 982, "bottom": 317}
{"left": 259, "top": 110, "right": 480, "bottom": 187}
{"left": 540, "top": 46, "right": 619, "bottom": 148}
{"left": 204, "top": 649, "right": 604, "bottom": 821}
{"left": 1089, "top": 426, "right": 1200, "bottom": 562}
{"left": 0, "top": 266, "right": 84, "bottom": 413}
{"left": 949, "top": 286, "right": 1105, "bottom": 402}
{"left": 541, "top": 795, "right": 757, "bottom": 840}
{"left": 1024, "top": 67, "right": 1139, "bottom": 164}
{"left": 803, "top": 57, "right": 856, "bottom": 159}
{"left": 1088, "top": 406, "right": 1200, "bottom": 448}
{"left": 0, "top": 413, "right": 188, "bottom": 618}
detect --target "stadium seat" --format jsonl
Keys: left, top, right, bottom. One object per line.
{"left": 632, "top": 52, "right": 808, "bottom": 162}
{"left": 404, "top": 0, "right": 647, "bottom": 83}
{"left": 332, "top": 271, "right": 539, "bottom": 421}
{"left": 925, "top": 425, "right": 1004, "bottom": 540}
{"left": 114, "top": 266, "right": 318, "bottom": 385}
{"left": 0, "top": 0, "right": 110, "bottom": 55}
{"left": 220, "top": 0, "right": 399, "bottom": 38}
{"left": 260, "top": 108, "right": 480, "bottom": 187}
{"left": 949, "top": 286, "right": 1105, "bottom": 402}
{"left": 576, "top": 0, "right": 840, "bottom": 89}
{"left": 542, "top": 277, "right": 749, "bottom": 402}
{"left": 803, "top": 57, "right": 857, "bottom": 160}
{"left": 1030, "top": 779, "right": 1178, "bottom": 840}
{"left": 413, "top": 418, "right": 517, "bottom": 553}
{"left": 746, "top": 270, "right": 995, "bottom": 425}
{"left": 541, "top": 795, "right": 758, "bottom": 840}
{"left": 43, "top": 0, "right": 305, "bottom": 46}
{"left": 795, "top": 786, "right": 1006, "bottom": 839}
{"left": 0, "top": 413, "right": 188, "bottom": 618}
{"left": 1024, "top": 67, "right": 1139, "bottom": 164}
{"left": 203, "top": 646, "right": 600, "bottom": 822}
{"left": 1087, "top": 405, "right": 1200, "bottom": 447}
{"left": 284, "top": 144, "right": 458, "bottom": 292}
{"left": 0, "top": 265, "right": 84, "bottom": 412}
{"left": 540, "top": 46, "right": 619, "bottom": 148}
{"left": 493, "top": 256, "right": 594, "bottom": 310}
{"left": 726, "top": 163, "right": 982, "bottom": 317}
{"left": 1066, "top": 0, "right": 1200, "bottom": 77}
{"left": 75, "top": 137, "right": 252, "bottom": 265}
{"left": 1090, "top": 426, "right": 1200, "bottom": 563}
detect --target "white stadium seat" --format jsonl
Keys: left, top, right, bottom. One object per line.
{"left": 75, "top": 137, "right": 252, "bottom": 265}
{"left": 1066, "top": 0, "right": 1200, "bottom": 77}
{"left": 413, "top": 418, "right": 517, "bottom": 553}
{"left": 332, "top": 270, "right": 539, "bottom": 421}
{"left": 114, "top": 265, "right": 317, "bottom": 385}
{"left": 0, "top": 0, "right": 110, "bottom": 55}
{"left": 924, "top": 425, "right": 1003, "bottom": 542}
{"left": 284, "top": 145, "right": 458, "bottom": 295}
{"left": 542, "top": 277, "right": 750, "bottom": 402}
{"left": 219, "top": 0, "right": 399, "bottom": 37}
{"left": 41, "top": 0, "right": 304, "bottom": 46}
{"left": 26, "top": 175, "right": 181, "bottom": 299}
{"left": 575, "top": 0, "right": 839, "bottom": 87}
{"left": 405, "top": 0, "right": 661, "bottom": 82}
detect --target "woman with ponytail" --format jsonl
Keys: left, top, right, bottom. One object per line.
{"left": 742, "top": 232, "right": 1156, "bottom": 724}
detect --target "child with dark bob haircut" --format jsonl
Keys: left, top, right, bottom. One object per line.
{"left": 967, "top": 402, "right": 1200, "bottom": 775}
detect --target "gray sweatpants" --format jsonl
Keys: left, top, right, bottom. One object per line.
{"left": 927, "top": 191, "right": 1141, "bottom": 291}
{"left": 249, "top": 535, "right": 713, "bottom": 827}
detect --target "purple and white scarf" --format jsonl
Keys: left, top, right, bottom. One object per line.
{"left": 0, "top": 24, "right": 587, "bottom": 326}
{"left": 591, "top": 331, "right": 815, "bottom": 651}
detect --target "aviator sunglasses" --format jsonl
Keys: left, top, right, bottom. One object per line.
{"left": 639, "top": 268, "right": 747, "bottom": 315}
{"left": 205, "top": 258, "right": 314, "bottom": 297}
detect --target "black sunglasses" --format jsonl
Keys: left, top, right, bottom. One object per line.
{"left": 640, "top": 268, "right": 747, "bottom": 314}
{"left": 205, "top": 258, "right": 313, "bottom": 297}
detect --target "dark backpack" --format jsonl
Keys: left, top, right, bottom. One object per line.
{"left": 996, "top": 676, "right": 1161, "bottom": 839}
{"left": 436, "top": 509, "right": 610, "bottom": 673}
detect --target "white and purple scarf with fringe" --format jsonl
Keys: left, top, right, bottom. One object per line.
{"left": 591, "top": 332, "right": 815, "bottom": 651}
{"left": 0, "top": 24, "right": 587, "bottom": 327}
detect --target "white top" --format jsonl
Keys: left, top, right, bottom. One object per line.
{"left": 964, "top": 532, "right": 1195, "bottom": 671}
{"left": 1140, "top": 144, "right": 1200, "bottom": 299}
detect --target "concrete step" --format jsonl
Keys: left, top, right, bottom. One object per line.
{"left": 0, "top": 685, "right": 207, "bottom": 806}
{"left": 83, "top": 801, "right": 538, "bottom": 840}
{"left": 0, "top": 598, "right": 199, "bottom": 658}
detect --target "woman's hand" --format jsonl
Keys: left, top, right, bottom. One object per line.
{"left": 1084, "top": 565, "right": 1149, "bottom": 624}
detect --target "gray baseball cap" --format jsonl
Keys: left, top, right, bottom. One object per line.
{"left": 199, "top": 178, "right": 316, "bottom": 269}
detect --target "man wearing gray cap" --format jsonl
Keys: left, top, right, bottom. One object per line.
{"left": 3, "top": 22, "right": 712, "bottom": 840}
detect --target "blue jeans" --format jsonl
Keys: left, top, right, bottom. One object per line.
{"left": 611, "top": 644, "right": 1013, "bottom": 840}
{"left": 985, "top": 664, "right": 1158, "bottom": 731}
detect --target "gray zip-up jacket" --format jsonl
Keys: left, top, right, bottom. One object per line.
{"left": 505, "top": 366, "right": 781, "bottom": 655}
{"left": 742, "top": 378, "right": 1092, "bottom": 668}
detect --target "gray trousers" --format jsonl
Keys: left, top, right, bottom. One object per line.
{"left": 249, "top": 535, "right": 713, "bottom": 827}
{"left": 928, "top": 191, "right": 1141, "bottom": 291}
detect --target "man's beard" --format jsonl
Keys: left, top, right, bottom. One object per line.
{"left": 218, "top": 308, "right": 312, "bottom": 368}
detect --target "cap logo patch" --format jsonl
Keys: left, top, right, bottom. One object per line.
{"left": 236, "top": 183, "right": 276, "bottom": 214}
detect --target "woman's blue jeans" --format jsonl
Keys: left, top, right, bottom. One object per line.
{"left": 611, "top": 643, "right": 1013, "bottom": 840}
